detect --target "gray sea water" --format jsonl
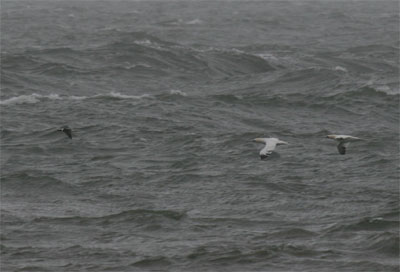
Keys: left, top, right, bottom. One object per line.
{"left": 1, "top": 1, "right": 399, "bottom": 271}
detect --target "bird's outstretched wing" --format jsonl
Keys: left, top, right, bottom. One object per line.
{"left": 337, "top": 141, "right": 349, "bottom": 155}
{"left": 64, "top": 128, "right": 72, "bottom": 139}
{"left": 327, "top": 134, "right": 359, "bottom": 155}
{"left": 260, "top": 139, "right": 278, "bottom": 158}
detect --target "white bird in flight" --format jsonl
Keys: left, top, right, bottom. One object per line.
{"left": 254, "top": 137, "right": 288, "bottom": 159}
{"left": 326, "top": 135, "right": 361, "bottom": 155}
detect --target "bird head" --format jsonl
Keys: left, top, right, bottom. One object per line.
{"left": 58, "top": 126, "right": 70, "bottom": 131}
{"left": 253, "top": 138, "right": 266, "bottom": 144}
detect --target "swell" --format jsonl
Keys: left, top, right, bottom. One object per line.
{"left": 326, "top": 217, "right": 399, "bottom": 233}
{"left": 0, "top": 92, "right": 152, "bottom": 106}
{"left": 32, "top": 209, "right": 186, "bottom": 226}
{"left": 364, "top": 232, "right": 400, "bottom": 256}
{"left": 1, "top": 172, "right": 78, "bottom": 196}
{"left": 209, "top": 85, "right": 399, "bottom": 116}
{"left": 1, "top": 31, "right": 277, "bottom": 82}
{"left": 185, "top": 243, "right": 340, "bottom": 267}
{"left": 322, "top": 208, "right": 400, "bottom": 258}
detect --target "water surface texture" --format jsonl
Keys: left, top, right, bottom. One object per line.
{"left": 1, "top": 1, "right": 399, "bottom": 271}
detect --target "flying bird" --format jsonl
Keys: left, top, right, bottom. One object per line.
{"left": 254, "top": 137, "right": 288, "bottom": 159}
{"left": 326, "top": 135, "right": 361, "bottom": 154}
{"left": 58, "top": 126, "right": 72, "bottom": 139}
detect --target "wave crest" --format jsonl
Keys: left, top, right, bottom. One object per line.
{"left": 0, "top": 92, "right": 152, "bottom": 106}
{"left": 0, "top": 93, "right": 61, "bottom": 105}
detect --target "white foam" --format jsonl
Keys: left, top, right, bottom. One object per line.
{"left": 0, "top": 92, "right": 152, "bottom": 106}
{"left": 364, "top": 79, "right": 399, "bottom": 96}
{"left": 186, "top": 19, "right": 203, "bottom": 25}
{"left": 77, "top": 92, "right": 152, "bottom": 100}
{"left": 169, "top": 89, "right": 188, "bottom": 96}
{"left": 334, "top": 66, "right": 348, "bottom": 72}
{"left": 257, "top": 53, "right": 278, "bottom": 61}
{"left": 70, "top": 95, "right": 88, "bottom": 100}
{"left": 375, "top": 85, "right": 399, "bottom": 96}
{"left": 105, "top": 91, "right": 152, "bottom": 100}
{"left": 134, "top": 39, "right": 153, "bottom": 46}
{"left": 0, "top": 94, "right": 41, "bottom": 105}
{"left": 48, "top": 94, "right": 62, "bottom": 100}
{"left": 0, "top": 93, "right": 61, "bottom": 105}
{"left": 134, "top": 39, "right": 166, "bottom": 51}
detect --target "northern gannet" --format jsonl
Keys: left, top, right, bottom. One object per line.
{"left": 326, "top": 135, "right": 361, "bottom": 154}
{"left": 58, "top": 126, "right": 72, "bottom": 139}
{"left": 254, "top": 137, "right": 288, "bottom": 159}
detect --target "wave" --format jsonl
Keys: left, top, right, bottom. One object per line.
{"left": 92, "top": 92, "right": 152, "bottom": 100}
{"left": 169, "top": 89, "right": 188, "bottom": 96}
{"left": 359, "top": 84, "right": 399, "bottom": 96}
{"left": 0, "top": 93, "right": 62, "bottom": 105}
{"left": 32, "top": 209, "right": 186, "bottom": 226}
{"left": 324, "top": 215, "right": 399, "bottom": 257}
{"left": 131, "top": 256, "right": 172, "bottom": 268}
{"left": 2, "top": 31, "right": 278, "bottom": 82}
{"left": 0, "top": 92, "right": 152, "bottom": 106}
{"left": 1, "top": 211, "right": 26, "bottom": 226}
{"left": 326, "top": 217, "right": 399, "bottom": 233}
{"left": 365, "top": 232, "right": 399, "bottom": 256}
{"left": 186, "top": 242, "right": 339, "bottom": 265}
{"left": 185, "top": 18, "right": 203, "bottom": 25}
{"left": 334, "top": 66, "right": 348, "bottom": 73}
{"left": 2, "top": 172, "right": 78, "bottom": 195}
{"left": 346, "top": 44, "right": 399, "bottom": 55}
{"left": 209, "top": 93, "right": 393, "bottom": 115}
{"left": 2, "top": 50, "right": 91, "bottom": 76}
{"left": 323, "top": 85, "right": 400, "bottom": 105}
{"left": 268, "top": 228, "right": 317, "bottom": 239}
{"left": 0, "top": 88, "right": 196, "bottom": 107}
{"left": 157, "top": 18, "right": 203, "bottom": 26}
{"left": 33, "top": 62, "right": 87, "bottom": 76}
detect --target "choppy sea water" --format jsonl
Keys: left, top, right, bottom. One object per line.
{"left": 1, "top": 1, "right": 399, "bottom": 271}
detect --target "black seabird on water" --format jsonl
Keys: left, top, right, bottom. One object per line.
{"left": 58, "top": 126, "right": 72, "bottom": 139}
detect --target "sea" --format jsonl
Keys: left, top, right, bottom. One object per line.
{"left": 1, "top": 1, "right": 399, "bottom": 271}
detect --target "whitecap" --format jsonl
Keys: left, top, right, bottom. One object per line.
{"left": 363, "top": 79, "right": 399, "bottom": 96}
{"left": 186, "top": 19, "right": 203, "bottom": 25}
{"left": 103, "top": 91, "right": 152, "bottom": 100}
{"left": 0, "top": 92, "right": 152, "bottom": 106}
{"left": 0, "top": 93, "right": 61, "bottom": 105}
{"left": 75, "top": 92, "right": 152, "bottom": 101}
{"left": 169, "top": 90, "right": 188, "bottom": 96}
{"left": 0, "top": 94, "right": 41, "bottom": 105}
{"left": 375, "top": 85, "right": 398, "bottom": 96}
{"left": 47, "top": 94, "right": 62, "bottom": 100}
{"left": 70, "top": 95, "right": 88, "bottom": 100}
{"left": 334, "top": 66, "right": 348, "bottom": 72}
{"left": 134, "top": 39, "right": 153, "bottom": 46}
{"left": 257, "top": 53, "right": 278, "bottom": 61}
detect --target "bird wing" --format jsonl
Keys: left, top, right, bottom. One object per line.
{"left": 64, "top": 129, "right": 72, "bottom": 139}
{"left": 260, "top": 140, "right": 278, "bottom": 157}
{"left": 335, "top": 135, "right": 360, "bottom": 142}
{"left": 337, "top": 141, "right": 349, "bottom": 154}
